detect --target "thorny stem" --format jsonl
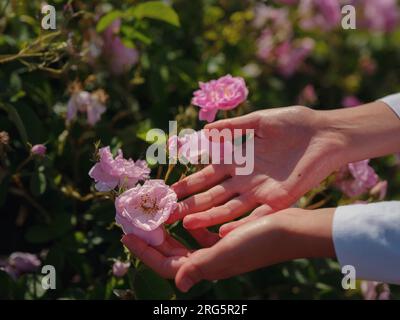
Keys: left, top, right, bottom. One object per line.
{"left": 0, "top": 31, "right": 62, "bottom": 64}
{"left": 60, "top": 185, "right": 113, "bottom": 202}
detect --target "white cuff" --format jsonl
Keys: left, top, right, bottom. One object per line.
{"left": 378, "top": 93, "right": 400, "bottom": 118}
{"left": 333, "top": 201, "right": 400, "bottom": 285}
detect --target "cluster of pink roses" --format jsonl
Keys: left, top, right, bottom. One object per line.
{"left": 89, "top": 147, "right": 177, "bottom": 246}
{"left": 254, "top": 0, "right": 399, "bottom": 77}
{"left": 89, "top": 146, "right": 150, "bottom": 192}
{"left": 254, "top": 4, "right": 315, "bottom": 78}
{"left": 335, "top": 160, "right": 387, "bottom": 199}
{"left": 88, "top": 74, "right": 248, "bottom": 250}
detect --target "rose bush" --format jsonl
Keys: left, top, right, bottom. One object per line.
{"left": 0, "top": 0, "right": 400, "bottom": 300}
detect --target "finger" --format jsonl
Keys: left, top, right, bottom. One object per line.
{"left": 175, "top": 240, "right": 231, "bottom": 292}
{"left": 166, "top": 236, "right": 193, "bottom": 256}
{"left": 188, "top": 228, "right": 220, "bottom": 247}
{"left": 156, "top": 233, "right": 191, "bottom": 257}
{"left": 171, "top": 164, "right": 230, "bottom": 201}
{"left": 168, "top": 179, "right": 237, "bottom": 224}
{"left": 219, "top": 204, "right": 274, "bottom": 237}
{"left": 204, "top": 111, "right": 260, "bottom": 139}
{"left": 183, "top": 194, "right": 258, "bottom": 229}
{"left": 122, "top": 234, "right": 187, "bottom": 278}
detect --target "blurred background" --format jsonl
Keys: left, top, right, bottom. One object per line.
{"left": 0, "top": 0, "right": 399, "bottom": 299}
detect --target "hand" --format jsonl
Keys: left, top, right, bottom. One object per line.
{"left": 168, "top": 106, "right": 344, "bottom": 236}
{"left": 123, "top": 207, "right": 336, "bottom": 292}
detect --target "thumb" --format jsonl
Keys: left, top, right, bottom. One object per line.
{"left": 175, "top": 257, "right": 205, "bottom": 293}
{"left": 175, "top": 241, "right": 229, "bottom": 292}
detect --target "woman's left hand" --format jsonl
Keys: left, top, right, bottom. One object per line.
{"left": 122, "top": 207, "right": 336, "bottom": 292}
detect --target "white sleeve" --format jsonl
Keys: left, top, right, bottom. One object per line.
{"left": 378, "top": 93, "right": 400, "bottom": 118}
{"left": 332, "top": 201, "right": 400, "bottom": 285}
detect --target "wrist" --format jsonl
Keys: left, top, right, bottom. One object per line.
{"left": 316, "top": 101, "right": 400, "bottom": 166}
{"left": 272, "top": 208, "right": 336, "bottom": 260}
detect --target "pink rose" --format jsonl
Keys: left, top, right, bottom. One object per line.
{"left": 2, "top": 252, "right": 41, "bottom": 279}
{"left": 168, "top": 130, "right": 233, "bottom": 164}
{"left": 67, "top": 90, "right": 107, "bottom": 126}
{"left": 361, "top": 0, "right": 399, "bottom": 33}
{"left": 276, "top": 38, "right": 315, "bottom": 77}
{"left": 89, "top": 146, "right": 150, "bottom": 192}
{"left": 192, "top": 75, "right": 248, "bottom": 123}
{"left": 335, "top": 159, "right": 379, "bottom": 197}
{"left": 342, "top": 96, "right": 362, "bottom": 108}
{"left": 299, "top": 0, "right": 341, "bottom": 31}
{"left": 297, "top": 84, "right": 317, "bottom": 105}
{"left": 112, "top": 260, "right": 130, "bottom": 278}
{"left": 102, "top": 19, "right": 139, "bottom": 75}
{"left": 115, "top": 180, "right": 177, "bottom": 246}
{"left": 31, "top": 144, "right": 47, "bottom": 156}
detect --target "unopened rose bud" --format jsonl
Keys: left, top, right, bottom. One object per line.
{"left": 0, "top": 131, "right": 9, "bottom": 145}
{"left": 31, "top": 144, "right": 47, "bottom": 156}
{"left": 112, "top": 260, "right": 130, "bottom": 278}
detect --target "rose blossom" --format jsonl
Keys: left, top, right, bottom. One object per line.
{"left": 168, "top": 130, "right": 234, "bottom": 164}
{"left": 276, "top": 38, "right": 315, "bottom": 77}
{"left": 342, "top": 96, "right": 362, "bottom": 108}
{"left": 335, "top": 159, "right": 379, "bottom": 197}
{"left": 112, "top": 260, "right": 130, "bottom": 277}
{"left": 191, "top": 75, "right": 248, "bottom": 123}
{"left": 115, "top": 180, "right": 177, "bottom": 246}
{"left": 1, "top": 252, "right": 41, "bottom": 279}
{"left": 102, "top": 19, "right": 139, "bottom": 75}
{"left": 67, "top": 89, "right": 107, "bottom": 126}
{"left": 359, "top": 0, "right": 399, "bottom": 33}
{"left": 299, "top": 0, "right": 341, "bottom": 31}
{"left": 31, "top": 144, "right": 47, "bottom": 156}
{"left": 297, "top": 85, "right": 317, "bottom": 105}
{"left": 89, "top": 146, "right": 150, "bottom": 192}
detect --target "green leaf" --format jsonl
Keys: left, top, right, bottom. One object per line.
{"left": 96, "top": 10, "right": 123, "bottom": 32}
{"left": 0, "top": 103, "right": 28, "bottom": 145}
{"left": 128, "top": 1, "right": 180, "bottom": 27}
{"left": 14, "top": 104, "right": 45, "bottom": 144}
{"left": 30, "top": 169, "right": 47, "bottom": 196}
{"left": 121, "top": 26, "right": 152, "bottom": 45}
{"left": 134, "top": 267, "right": 175, "bottom": 300}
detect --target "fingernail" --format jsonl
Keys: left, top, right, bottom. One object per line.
{"left": 179, "top": 277, "right": 193, "bottom": 292}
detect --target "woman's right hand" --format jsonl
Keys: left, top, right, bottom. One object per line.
{"left": 168, "top": 105, "right": 346, "bottom": 236}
